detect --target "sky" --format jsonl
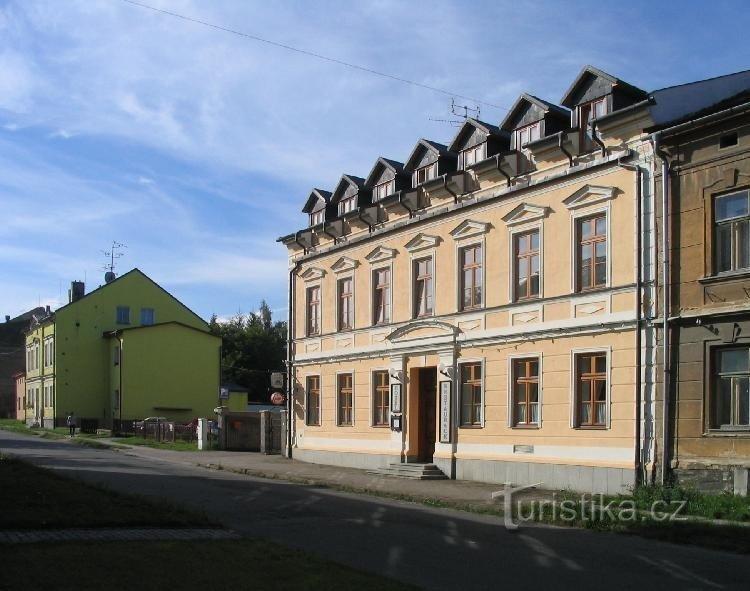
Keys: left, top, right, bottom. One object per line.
{"left": 1, "top": 0, "right": 748, "bottom": 322}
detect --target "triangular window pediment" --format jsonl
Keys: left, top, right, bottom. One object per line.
{"left": 300, "top": 267, "right": 326, "bottom": 282}
{"left": 502, "top": 203, "right": 550, "bottom": 226}
{"left": 365, "top": 246, "right": 398, "bottom": 264}
{"left": 449, "top": 219, "right": 491, "bottom": 240}
{"left": 404, "top": 233, "right": 441, "bottom": 253}
{"left": 563, "top": 184, "right": 617, "bottom": 210}
{"left": 331, "top": 256, "right": 358, "bottom": 273}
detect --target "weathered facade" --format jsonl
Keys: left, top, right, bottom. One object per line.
{"left": 280, "top": 66, "right": 660, "bottom": 494}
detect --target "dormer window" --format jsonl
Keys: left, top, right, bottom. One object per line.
{"left": 374, "top": 180, "right": 394, "bottom": 202}
{"left": 338, "top": 196, "right": 356, "bottom": 215}
{"left": 414, "top": 163, "right": 437, "bottom": 186}
{"left": 461, "top": 144, "right": 485, "bottom": 169}
{"left": 310, "top": 210, "right": 324, "bottom": 226}
{"left": 514, "top": 122, "right": 541, "bottom": 150}
{"left": 578, "top": 97, "right": 607, "bottom": 151}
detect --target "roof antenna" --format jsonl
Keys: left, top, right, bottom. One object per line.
{"left": 102, "top": 241, "right": 127, "bottom": 283}
{"left": 428, "top": 97, "right": 481, "bottom": 127}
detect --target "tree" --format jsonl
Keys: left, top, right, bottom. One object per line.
{"left": 209, "top": 301, "right": 287, "bottom": 403}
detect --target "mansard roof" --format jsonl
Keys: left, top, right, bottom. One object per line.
{"left": 500, "top": 93, "right": 569, "bottom": 132}
{"left": 302, "top": 188, "right": 331, "bottom": 214}
{"left": 560, "top": 65, "right": 647, "bottom": 108}
{"left": 404, "top": 139, "right": 456, "bottom": 171}
{"left": 364, "top": 157, "right": 405, "bottom": 187}
{"left": 447, "top": 118, "right": 508, "bottom": 152}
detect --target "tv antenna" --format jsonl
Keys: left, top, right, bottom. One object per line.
{"left": 102, "top": 241, "right": 127, "bottom": 283}
{"left": 428, "top": 98, "right": 481, "bottom": 127}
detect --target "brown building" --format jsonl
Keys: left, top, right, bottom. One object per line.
{"left": 652, "top": 72, "right": 750, "bottom": 493}
{"left": 13, "top": 372, "right": 25, "bottom": 420}
{"left": 0, "top": 308, "right": 44, "bottom": 419}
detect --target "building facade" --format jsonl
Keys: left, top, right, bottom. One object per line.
{"left": 25, "top": 269, "right": 221, "bottom": 428}
{"left": 281, "top": 66, "right": 661, "bottom": 494}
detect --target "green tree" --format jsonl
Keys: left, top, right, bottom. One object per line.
{"left": 209, "top": 301, "right": 287, "bottom": 403}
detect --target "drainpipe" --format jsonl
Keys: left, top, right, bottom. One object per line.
{"left": 652, "top": 132, "right": 671, "bottom": 485}
{"left": 558, "top": 133, "right": 574, "bottom": 167}
{"left": 322, "top": 221, "right": 337, "bottom": 244}
{"left": 591, "top": 119, "right": 607, "bottom": 158}
{"left": 494, "top": 153, "right": 511, "bottom": 187}
{"left": 357, "top": 208, "right": 373, "bottom": 233}
{"left": 286, "top": 261, "right": 301, "bottom": 458}
{"left": 442, "top": 174, "right": 459, "bottom": 203}
{"left": 617, "top": 153, "right": 643, "bottom": 486}
{"left": 117, "top": 332, "right": 124, "bottom": 433}
{"left": 399, "top": 191, "right": 416, "bottom": 217}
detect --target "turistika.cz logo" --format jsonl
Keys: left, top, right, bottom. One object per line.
{"left": 491, "top": 483, "right": 687, "bottom": 530}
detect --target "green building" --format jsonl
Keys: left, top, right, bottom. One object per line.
{"left": 25, "top": 269, "right": 221, "bottom": 428}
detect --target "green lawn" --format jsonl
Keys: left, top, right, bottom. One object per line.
{"left": 109, "top": 436, "right": 198, "bottom": 451}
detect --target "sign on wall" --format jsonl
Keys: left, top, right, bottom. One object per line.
{"left": 439, "top": 380, "right": 452, "bottom": 443}
{"left": 390, "top": 383, "right": 402, "bottom": 414}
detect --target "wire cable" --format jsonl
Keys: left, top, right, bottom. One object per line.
{"left": 119, "top": 0, "right": 505, "bottom": 111}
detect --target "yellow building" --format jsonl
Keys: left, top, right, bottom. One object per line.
{"left": 279, "top": 66, "right": 659, "bottom": 494}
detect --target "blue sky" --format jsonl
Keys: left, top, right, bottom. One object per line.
{"left": 1, "top": 0, "right": 748, "bottom": 321}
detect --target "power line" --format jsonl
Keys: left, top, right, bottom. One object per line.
{"left": 119, "top": 0, "right": 505, "bottom": 111}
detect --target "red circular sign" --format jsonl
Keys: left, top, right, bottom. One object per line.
{"left": 270, "top": 392, "right": 285, "bottom": 406}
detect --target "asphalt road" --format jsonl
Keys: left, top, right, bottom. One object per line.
{"left": 2, "top": 431, "right": 748, "bottom": 591}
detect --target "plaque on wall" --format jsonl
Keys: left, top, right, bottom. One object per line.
{"left": 439, "top": 380, "right": 452, "bottom": 443}
{"left": 391, "top": 414, "right": 402, "bottom": 432}
{"left": 390, "top": 383, "right": 402, "bottom": 414}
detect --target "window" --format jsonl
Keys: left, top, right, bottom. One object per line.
{"left": 372, "top": 370, "right": 389, "bottom": 426}
{"left": 374, "top": 180, "right": 394, "bottom": 201}
{"left": 578, "top": 97, "right": 607, "bottom": 151}
{"left": 306, "top": 375, "right": 321, "bottom": 426}
{"left": 306, "top": 286, "right": 321, "bottom": 336}
{"left": 338, "top": 277, "right": 353, "bottom": 331}
{"left": 414, "top": 163, "right": 436, "bottom": 186}
{"left": 140, "top": 308, "right": 155, "bottom": 325}
{"left": 460, "top": 362, "right": 482, "bottom": 426}
{"left": 719, "top": 132, "right": 738, "bottom": 149}
{"left": 714, "top": 190, "right": 750, "bottom": 273}
{"left": 513, "top": 359, "right": 539, "bottom": 427}
{"left": 338, "top": 196, "right": 356, "bottom": 215}
{"left": 337, "top": 373, "right": 353, "bottom": 426}
{"left": 413, "top": 257, "right": 434, "bottom": 318}
{"left": 310, "top": 209, "right": 324, "bottom": 226}
{"left": 372, "top": 268, "right": 391, "bottom": 325}
{"left": 116, "top": 306, "right": 130, "bottom": 324}
{"left": 711, "top": 348, "right": 750, "bottom": 429}
{"left": 577, "top": 214, "right": 607, "bottom": 290}
{"left": 43, "top": 384, "right": 53, "bottom": 407}
{"left": 44, "top": 338, "right": 54, "bottom": 368}
{"left": 460, "top": 244, "right": 483, "bottom": 310}
{"left": 514, "top": 229, "right": 540, "bottom": 300}
{"left": 462, "top": 143, "right": 485, "bottom": 169}
{"left": 514, "top": 122, "right": 541, "bottom": 150}
{"left": 575, "top": 352, "right": 607, "bottom": 427}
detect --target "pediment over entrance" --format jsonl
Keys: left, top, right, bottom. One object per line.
{"left": 385, "top": 320, "right": 461, "bottom": 343}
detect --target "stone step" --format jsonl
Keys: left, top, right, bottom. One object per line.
{"left": 373, "top": 462, "right": 448, "bottom": 480}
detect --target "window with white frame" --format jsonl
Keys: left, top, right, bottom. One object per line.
{"left": 44, "top": 338, "right": 54, "bottom": 368}
{"left": 460, "top": 362, "right": 483, "bottom": 426}
{"left": 462, "top": 143, "right": 485, "bottom": 169}
{"left": 374, "top": 180, "right": 394, "bottom": 201}
{"left": 372, "top": 268, "right": 391, "bottom": 325}
{"left": 460, "top": 244, "right": 483, "bottom": 310}
{"left": 338, "top": 196, "right": 356, "bottom": 215}
{"left": 515, "top": 121, "right": 541, "bottom": 173}
{"left": 514, "top": 229, "right": 540, "bottom": 300}
{"left": 116, "top": 305, "right": 130, "bottom": 324}
{"left": 512, "top": 358, "right": 539, "bottom": 427}
{"left": 711, "top": 347, "right": 750, "bottom": 429}
{"left": 413, "top": 257, "right": 433, "bottom": 318}
{"left": 305, "top": 375, "right": 321, "bottom": 426}
{"left": 306, "top": 286, "right": 321, "bottom": 336}
{"left": 576, "top": 213, "right": 607, "bottom": 291}
{"left": 310, "top": 209, "right": 325, "bottom": 226}
{"left": 372, "top": 370, "right": 389, "bottom": 426}
{"left": 140, "top": 308, "right": 155, "bottom": 325}
{"left": 337, "top": 373, "right": 353, "bottom": 426}
{"left": 714, "top": 190, "right": 750, "bottom": 273}
{"left": 574, "top": 352, "right": 607, "bottom": 427}
{"left": 578, "top": 97, "right": 607, "bottom": 152}
{"left": 414, "top": 163, "right": 437, "bottom": 186}
{"left": 337, "top": 277, "right": 353, "bottom": 331}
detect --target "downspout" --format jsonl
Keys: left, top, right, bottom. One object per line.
{"left": 322, "top": 221, "right": 337, "bottom": 243}
{"left": 399, "top": 191, "right": 416, "bottom": 217}
{"left": 442, "top": 174, "right": 459, "bottom": 203}
{"left": 591, "top": 119, "right": 607, "bottom": 158}
{"left": 652, "top": 132, "right": 671, "bottom": 485}
{"left": 494, "top": 153, "right": 511, "bottom": 187}
{"left": 357, "top": 209, "right": 373, "bottom": 233}
{"left": 618, "top": 153, "right": 643, "bottom": 486}
{"left": 286, "top": 261, "right": 301, "bottom": 458}
{"left": 117, "top": 332, "right": 124, "bottom": 433}
{"left": 558, "top": 132, "right": 574, "bottom": 167}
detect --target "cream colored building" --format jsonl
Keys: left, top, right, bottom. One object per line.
{"left": 279, "top": 66, "right": 659, "bottom": 494}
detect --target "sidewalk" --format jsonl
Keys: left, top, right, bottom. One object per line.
{"left": 96, "top": 440, "right": 552, "bottom": 509}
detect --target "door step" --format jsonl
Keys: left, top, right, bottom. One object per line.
{"left": 372, "top": 462, "right": 448, "bottom": 480}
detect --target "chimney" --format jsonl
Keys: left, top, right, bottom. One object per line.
{"left": 4, "top": 315, "right": 9, "bottom": 323}
{"left": 45, "top": 305, "right": 51, "bottom": 315}
{"left": 68, "top": 281, "right": 85, "bottom": 303}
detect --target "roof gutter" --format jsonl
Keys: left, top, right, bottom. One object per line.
{"left": 494, "top": 153, "right": 511, "bottom": 187}
{"left": 591, "top": 118, "right": 607, "bottom": 158}
{"left": 322, "top": 221, "right": 337, "bottom": 243}
{"left": 653, "top": 100, "right": 750, "bottom": 138}
{"left": 442, "top": 174, "right": 459, "bottom": 204}
{"left": 399, "top": 190, "right": 416, "bottom": 217}
{"left": 558, "top": 132, "right": 574, "bottom": 167}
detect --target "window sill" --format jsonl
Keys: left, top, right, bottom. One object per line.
{"left": 574, "top": 425, "right": 608, "bottom": 430}
{"left": 336, "top": 424, "right": 354, "bottom": 428}
{"left": 699, "top": 270, "right": 750, "bottom": 285}
{"left": 459, "top": 424, "right": 484, "bottom": 429}
{"left": 705, "top": 428, "right": 750, "bottom": 436}
{"left": 512, "top": 424, "right": 540, "bottom": 429}
{"left": 372, "top": 424, "right": 390, "bottom": 429}
{"left": 575, "top": 285, "right": 609, "bottom": 295}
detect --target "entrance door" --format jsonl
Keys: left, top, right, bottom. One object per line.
{"left": 417, "top": 367, "right": 437, "bottom": 462}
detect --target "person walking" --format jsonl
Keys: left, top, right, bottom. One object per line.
{"left": 66, "top": 412, "right": 76, "bottom": 437}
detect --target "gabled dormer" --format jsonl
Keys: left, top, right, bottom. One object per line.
{"left": 448, "top": 118, "right": 510, "bottom": 170}
{"left": 331, "top": 174, "right": 370, "bottom": 217}
{"left": 302, "top": 188, "right": 331, "bottom": 227}
{"left": 404, "top": 139, "right": 457, "bottom": 188}
{"left": 365, "top": 157, "right": 410, "bottom": 202}
{"left": 560, "top": 66, "right": 648, "bottom": 153}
